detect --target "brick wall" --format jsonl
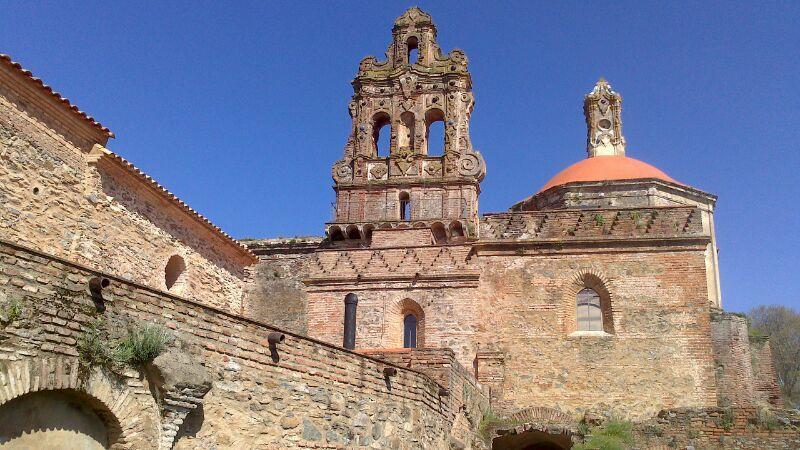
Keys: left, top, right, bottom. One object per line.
{"left": 750, "top": 336, "right": 784, "bottom": 407}
{"left": 305, "top": 236, "right": 721, "bottom": 420}
{"left": 711, "top": 312, "right": 757, "bottom": 406}
{"left": 473, "top": 244, "right": 719, "bottom": 420}
{"left": 0, "top": 239, "right": 487, "bottom": 448}
{"left": 371, "top": 228, "right": 433, "bottom": 247}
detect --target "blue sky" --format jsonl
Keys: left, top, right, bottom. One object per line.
{"left": 2, "top": 1, "right": 798, "bottom": 313}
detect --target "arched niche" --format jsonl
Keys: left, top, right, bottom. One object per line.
{"left": 329, "top": 225, "right": 345, "bottom": 241}
{"left": 397, "top": 111, "right": 416, "bottom": 150}
{"left": 345, "top": 224, "right": 362, "bottom": 240}
{"left": 372, "top": 112, "right": 392, "bottom": 157}
{"left": 165, "top": 254, "right": 186, "bottom": 293}
{"left": 431, "top": 221, "right": 448, "bottom": 244}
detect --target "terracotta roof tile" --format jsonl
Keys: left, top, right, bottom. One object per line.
{"left": 0, "top": 53, "right": 113, "bottom": 138}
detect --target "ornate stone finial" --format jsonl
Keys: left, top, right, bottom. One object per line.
{"left": 393, "top": 7, "right": 435, "bottom": 29}
{"left": 584, "top": 78, "right": 626, "bottom": 157}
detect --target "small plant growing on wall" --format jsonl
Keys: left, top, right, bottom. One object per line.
{"left": 593, "top": 214, "right": 605, "bottom": 226}
{"left": 756, "top": 405, "right": 781, "bottom": 430}
{"left": 78, "top": 320, "right": 172, "bottom": 370}
{"left": 715, "top": 407, "right": 735, "bottom": 430}
{"left": 477, "top": 409, "right": 503, "bottom": 439}
{"left": 77, "top": 319, "right": 118, "bottom": 368}
{"left": 632, "top": 211, "right": 644, "bottom": 229}
{"left": 0, "top": 297, "right": 23, "bottom": 324}
{"left": 116, "top": 323, "right": 173, "bottom": 366}
{"left": 573, "top": 419, "right": 634, "bottom": 450}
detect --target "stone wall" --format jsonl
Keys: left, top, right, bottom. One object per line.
{"left": 0, "top": 239, "right": 487, "bottom": 448}
{"left": 0, "top": 70, "right": 251, "bottom": 312}
{"left": 631, "top": 407, "right": 800, "bottom": 449}
{"left": 243, "top": 239, "right": 319, "bottom": 334}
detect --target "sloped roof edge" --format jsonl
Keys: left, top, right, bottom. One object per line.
{"left": 0, "top": 53, "right": 114, "bottom": 138}
{"left": 89, "top": 145, "right": 257, "bottom": 263}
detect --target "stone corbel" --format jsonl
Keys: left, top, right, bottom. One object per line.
{"left": 145, "top": 348, "right": 213, "bottom": 450}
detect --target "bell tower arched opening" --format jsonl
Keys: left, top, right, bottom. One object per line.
{"left": 424, "top": 108, "right": 445, "bottom": 155}
{"left": 372, "top": 112, "right": 391, "bottom": 157}
{"left": 406, "top": 36, "right": 419, "bottom": 64}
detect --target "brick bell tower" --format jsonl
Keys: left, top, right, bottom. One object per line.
{"left": 328, "top": 7, "right": 486, "bottom": 246}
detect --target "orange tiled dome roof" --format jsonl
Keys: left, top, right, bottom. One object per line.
{"left": 539, "top": 155, "right": 679, "bottom": 193}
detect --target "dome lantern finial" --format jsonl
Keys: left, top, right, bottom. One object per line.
{"left": 584, "top": 78, "right": 626, "bottom": 157}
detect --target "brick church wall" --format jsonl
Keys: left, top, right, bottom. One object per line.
{"left": 474, "top": 245, "right": 719, "bottom": 420}
{"left": 304, "top": 239, "right": 721, "bottom": 420}
{"left": 0, "top": 71, "right": 250, "bottom": 312}
{"left": 0, "top": 239, "right": 487, "bottom": 448}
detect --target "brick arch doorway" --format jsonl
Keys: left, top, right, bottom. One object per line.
{"left": 491, "top": 429, "right": 572, "bottom": 449}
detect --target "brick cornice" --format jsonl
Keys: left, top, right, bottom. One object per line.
{"left": 473, "top": 236, "right": 710, "bottom": 255}
{"left": 304, "top": 271, "right": 481, "bottom": 287}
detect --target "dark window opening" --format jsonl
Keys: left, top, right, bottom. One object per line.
{"left": 399, "top": 191, "right": 411, "bottom": 221}
{"left": 329, "top": 226, "right": 345, "bottom": 241}
{"left": 403, "top": 314, "right": 418, "bottom": 348}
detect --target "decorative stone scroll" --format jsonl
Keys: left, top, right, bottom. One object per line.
{"left": 332, "top": 159, "right": 352, "bottom": 183}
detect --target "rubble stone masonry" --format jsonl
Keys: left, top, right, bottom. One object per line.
{"left": 0, "top": 239, "right": 488, "bottom": 448}
{"left": 0, "top": 65, "right": 252, "bottom": 312}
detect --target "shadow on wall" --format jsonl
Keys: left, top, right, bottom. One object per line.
{"left": 491, "top": 429, "right": 572, "bottom": 449}
{"left": 0, "top": 390, "right": 116, "bottom": 449}
{"left": 175, "top": 403, "right": 205, "bottom": 444}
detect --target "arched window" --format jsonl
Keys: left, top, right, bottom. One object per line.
{"left": 403, "top": 314, "right": 418, "bottom": 348}
{"left": 399, "top": 191, "right": 411, "bottom": 220}
{"left": 345, "top": 225, "right": 361, "bottom": 240}
{"left": 372, "top": 112, "right": 391, "bottom": 157}
{"left": 576, "top": 288, "right": 603, "bottom": 331}
{"left": 449, "top": 220, "right": 465, "bottom": 238}
{"left": 407, "top": 36, "right": 419, "bottom": 64}
{"left": 164, "top": 255, "right": 186, "bottom": 292}
{"left": 424, "top": 108, "right": 445, "bottom": 155}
